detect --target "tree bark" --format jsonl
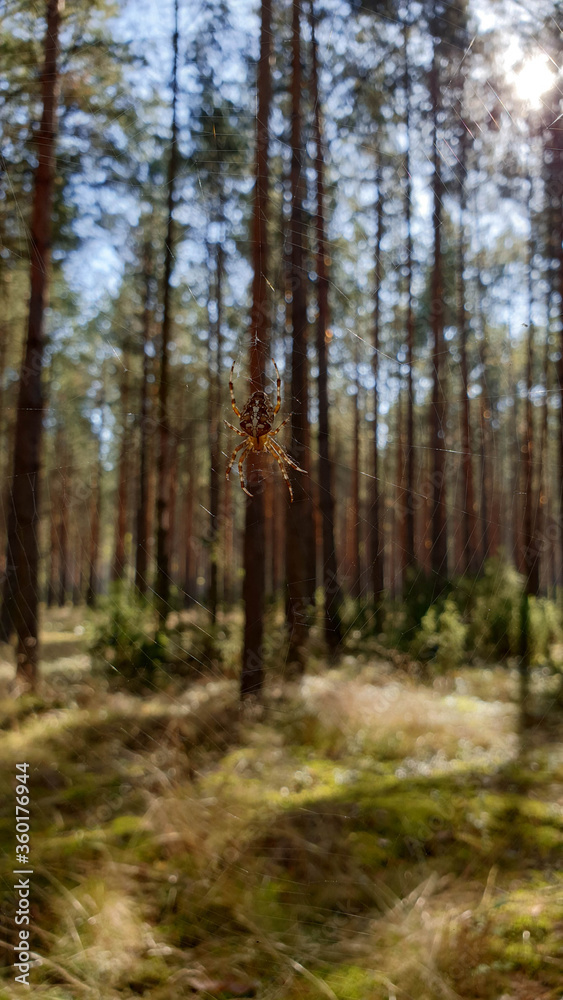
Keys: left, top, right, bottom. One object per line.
{"left": 208, "top": 243, "right": 223, "bottom": 623}
{"left": 135, "top": 244, "right": 154, "bottom": 596}
{"left": 457, "top": 125, "right": 478, "bottom": 575}
{"left": 86, "top": 385, "right": 104, "bottom": 608}
{"left": 350, "top": 372, "right": 361, "bottom": 600}
{"left": 57, "top": 440, "right": 69, "bottom": 606}
{"left": 240, "top": 0, "right": 272, "bottom": 699}
{"left": 310, "top": 4, "right": 342, "bottom": 649}
{"left": 371, "top": 162, "right": 385, "bottom": 618}
{"left": 403, "top": 22, "right": 416, "bottom": 576}
{"left": 155, "top": 0, "right": 180, "bottom": 625}
{"left": 0, "top": 0, "right": 62, "bottom": 687}
{"left": 429, "top": 52, "right": 448, "bottom": 582}
{"left": 285, "top": 0, "right": 313, "bottom": 668}
{"left": 112, "top": 355, "right": 130, "bottom": 584}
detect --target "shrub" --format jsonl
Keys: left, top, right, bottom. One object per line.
{"left": 410, "top": 598, "right": 467, "bottom": 670}
{"left": 90, "top": 597, "right": 168, "bottom": 688}
{"left": 468, "top": 558, "right": 522, "bottom": 659}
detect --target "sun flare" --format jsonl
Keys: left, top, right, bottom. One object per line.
{"left": 512, "top": 54, "right": 556, "bottom": 108}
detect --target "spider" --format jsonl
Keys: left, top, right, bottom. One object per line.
{"left": 224, "top": 360, "right": 306, "bottom": 502}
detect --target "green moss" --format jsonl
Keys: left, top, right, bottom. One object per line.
{"left": 325, "top": 964, "right": 380, "bottom": 999}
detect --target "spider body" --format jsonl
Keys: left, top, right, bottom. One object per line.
{"left": 225, "top": 361, "right": 306, "bottom": 502}
{"left": 239, "top": 392, "right": 274, "bottom": 442}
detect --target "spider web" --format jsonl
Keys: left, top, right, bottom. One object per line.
{"left": 0, "top": 0, "right": 561, "bottom": 994}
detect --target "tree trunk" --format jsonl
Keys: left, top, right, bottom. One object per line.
{"left": 0, "top": 0, "right": 62, "bottom": 688}
{"left": 112, "top": 356, "right": 130, "bottom": 584}
{"left": 183, "top": 461, "right": 195, "bottom": 607}
{"left": 370, "top": 162, "right": 385, "bottom": 618}
{"left": 47, "top": 468, "right": 59, "bottom": 608}
{"left": 86, "top": 386, "right": 104, "bottom": 608}
{"left": 285, "top": 0, "right": 313, "bottom": 668}
{"left": 208, "top": 243, "right": 223, "bottom": 623}
{"left": 155, "top": 0, "right": 180, "bottom": 625}
{"left": 135, "top": 244, "right": 154, "bottom": 596}
{"left": 457, "top": 132, "right": 478, "bottom": 575}
{"left": 310, "top": 3, "right": 342, "bottom": 649}
{"left": 403, "top": 22, "right": 416, "bottom": 575}
{"left": 240, "top": 0, "right": 272, "bottom": 699}
{"left": 429, "top": 52, "right": 448, "bottom": 582}
{"left": 350, "top": 364, "right": 361, "bottom": 600}
{"left": 57, "top": 441, "right": 69, "bottom": 606}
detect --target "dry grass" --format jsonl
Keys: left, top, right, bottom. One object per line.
{"left": 0, "top": 612, "right": 562, "bottom": 999}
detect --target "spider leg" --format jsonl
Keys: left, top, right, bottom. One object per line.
{"left": 226, "top": 439, "right": 248, "bottom": 480}
{"left": 268, "top": 437, "right": 307, "bottom": 474}
{"left": 229, "top": 361, "right": 241, "bottom": 418}
{"left": 238, "top": 440, "right": 254, "bottom": 497}
{"left": 224, "top": 420, "right": 246, "bottom": 438}
{"left": 265, "top": 439, "right": 294, "bottom": 502}
{"left": 272, "top": 360, "right": 281, "bottom": 415}
{"left": 270, "top": 414, "right": 291, "bottom": 437}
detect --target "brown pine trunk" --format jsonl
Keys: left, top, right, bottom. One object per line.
{"left": 168, "top": 432, "right": 179, "bottom": 585}
{"left": 310, "top": 3, "right": 342, "bottom": 648}
{"left": 520, "top": 192, "right": 539, "bottom": 727}
{"left": 350, "top": 370, "right": 361, "bottom": 599}
{"left": 208, "top": 243, "right": 223, "bottom": 623}
{"left": 403, "top": 22, "right": 416, "bottom": 575}
{"left": 58, "top": 444, "right": 69, "bottom": 606}
{"left": 371, "top": 162, "right": 385, "bottom": 616}
{"left": 112, "top": 357, "right": 130, "bottom": 583}
{"left": 47, "top": 468, "right": 59, "bottom": 608}
{"left": 0, "top": 0, "right": 62, "bottom": 687}
{"left": 477, "top": 278, "right": 491, "bottom": 566}
{"left": 457, "top": 137, "right": 478, "bottom": 575}
{"left": 240, "top": 0, "right": 272, "bottom": 699}
{"left": 155, "top": 0, "right": 180, "bottom": 625}
{"left": 395, "top": 391, "right": 406, "bottom": 596}
{"left": 285, "top": 0, "right": 313, "bottom": 667}
{"left": 183, "top": 462, "right": 195, "bottom": 607}
{"left": 537, "top": 328, "right": 550, "bottom": 595}
{"left": 429, "top": 53, "right": 448, "bottom": 582}
{"left": 86, "top": 388, "right": 104, "bottom": 608}
{"left": 135, "top": 245, "right": 154, "bottom": 595}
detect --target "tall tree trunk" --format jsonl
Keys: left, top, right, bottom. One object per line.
{"left": 285, "top": 0, "right": 313, "bottom": 667}
{"left": 47, "top": 468, "right": 59, "bottom": 608}
{"left": 310, "top": 3, "right": 342, "bottom": 649}
{"left": 371, "top": 162, "right": 385, "bottom": 618}
{"left": 403, "top": 21, "right": 416, "bottom": 575}
{"left": 395, "top": 390, "right": 406, "bottom": 596}
{"left": 112, "top": 356, "right": 130, "bottom": 583}
{"left": 520, "top": 183, "right": 540, "bottom": 729}
{"left": 208, "top": 243, "right": 223, "bottom": 624}
{"left": 350, "top": 371, "right": 361, "bottom": 600}
{"left": 58, "top": 440, "right": 69, "bottom": 606}
{"left": 0, "top": 0, "right": 62, "bottom": 687}
{"left": 86, "top": 386, "right": 105, "bottom": 608}
{"left": 183, "top": 460, "right": 195, "bottom": 607}
{"left": 155, "top": 0, "right": 180, "bottom": 625}
{"left": 429, "top": 52, "right": 448, "bottom": 582}
{"left": 457, "top": 128, "right": 478, "bottom": 575}
{"left": 240, "top": 0, "right": 272, "bottom": 699}
{"left": 135, "top": 244, "right": 154, "bottom": 595}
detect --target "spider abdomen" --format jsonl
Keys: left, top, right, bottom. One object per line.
{"left": 240, "top": 392, "right": 274, "bottom": 439}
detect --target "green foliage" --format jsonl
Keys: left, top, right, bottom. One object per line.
{"left": 89, "top": 596, "right": 168, "bottom": 687}
{"left": 409, "top": 599, "right": 468, "bottom": 670}
{"left": 467, "top": 558, "right": 522, "bottom": 659}
{"left": 404, "top": 559, "right": 562, "bottom": 668}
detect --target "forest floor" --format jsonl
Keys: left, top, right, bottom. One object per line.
{"left": 0, "top": 606, "right": 562, "bottom": 1000}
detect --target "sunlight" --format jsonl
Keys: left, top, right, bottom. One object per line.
{"left": 511, "top": 53, "right": 556, "bottom": 108}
